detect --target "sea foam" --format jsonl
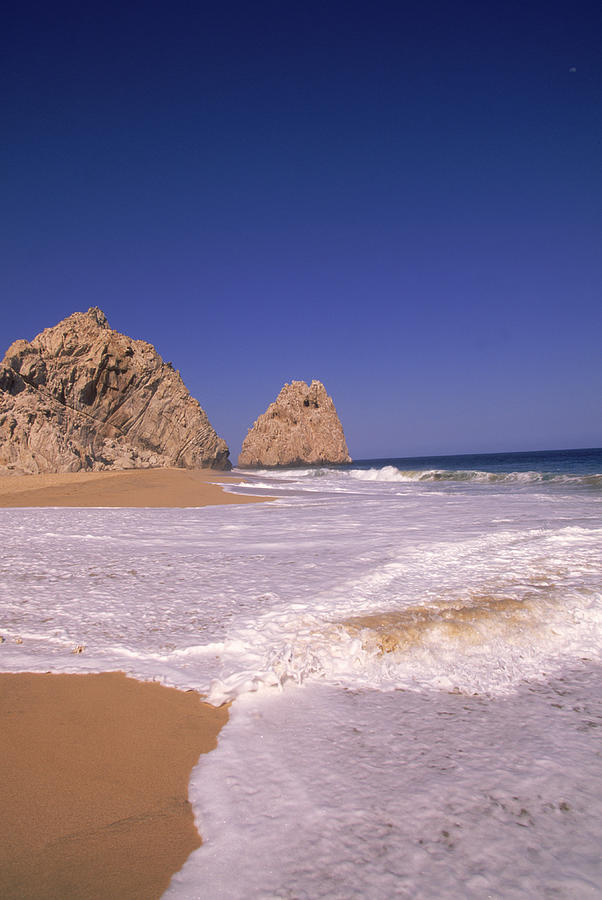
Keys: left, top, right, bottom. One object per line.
{"left": 1, "top": 451, "right": 601, "bottom": 899}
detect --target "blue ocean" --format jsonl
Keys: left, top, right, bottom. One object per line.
{"left": 352, "top": 446, "right": 602, "bottom": 478}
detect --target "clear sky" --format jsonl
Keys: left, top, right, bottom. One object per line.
{"left": 2, "top": 0, "right": 600, "bottom": 460}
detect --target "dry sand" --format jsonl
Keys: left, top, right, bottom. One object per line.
{"left": 0, "top": 671, "right": 229, "bottom": 900}
{"left": 0, "top": 466, "right": 271, "bottom": 508}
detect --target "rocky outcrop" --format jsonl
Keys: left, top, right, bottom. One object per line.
{"left": 238, "top": 380, "right": 351, "bottom": 468}
{"left": 0, "top": 307, "right": 230, "bottom": 474}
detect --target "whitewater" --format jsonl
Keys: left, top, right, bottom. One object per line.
{"left": 1, "top": 449, "right": 601, "bottom": 898}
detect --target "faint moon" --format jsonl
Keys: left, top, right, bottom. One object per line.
{"left": 569, "top": 66, "right": 577, "bottom": 73}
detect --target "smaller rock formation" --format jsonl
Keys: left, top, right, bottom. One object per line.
{"left": 0, "top": 307, "right": 230, "bottom": 474}
{"left": 238, "top": 380, "right": 351, "bottom": 468}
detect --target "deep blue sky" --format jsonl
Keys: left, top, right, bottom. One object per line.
{"left": 2, "top": 0, "right": 600, "bottom": 459}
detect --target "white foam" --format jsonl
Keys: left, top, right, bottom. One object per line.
{"left": 349, "top": 466, "right": 602, "bottom": 486}
{"left": 1, "top": 468, "right": 600, "bottom": 898}
{"left": 167, "top": 670, "right": 602, "bottom": 900}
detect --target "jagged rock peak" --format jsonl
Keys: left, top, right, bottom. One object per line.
{"left": 86, "top": 306, "right": 109, "bottom": 327}
{"left": 238, "top": 379, "right": 351, "bottom": 468}
{"left": 0, "top": 308, "right": 231, "bottom": 474}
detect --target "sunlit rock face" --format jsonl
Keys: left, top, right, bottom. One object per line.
{"left": 0, "top": 307, "right": 230, "bottom": 473}
{"left": 238, "top": 379, "right": 351, "bottom": 468}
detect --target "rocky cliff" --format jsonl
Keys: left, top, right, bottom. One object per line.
{"left": 0, "top": 308, "right": 230, "bottom": 474}
{"left": 238, "top": 380, "right": 351, "bottom": 468}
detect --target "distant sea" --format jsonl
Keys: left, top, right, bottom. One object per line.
{"left": 352, "top": 446, "right": 602, "bottom": 479}
{"left": 1, "top": 447, "right": 600, "bottom": 898}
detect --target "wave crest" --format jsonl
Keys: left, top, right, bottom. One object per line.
{"left": 350, "top": 467, "right": 602, "bottom": 486}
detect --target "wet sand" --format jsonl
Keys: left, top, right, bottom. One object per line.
{"left": 0, "top": 467, "right": 259, "bottom": 896}
{"left": 0, "top": 671, "right": 229, "bottom": 900}
{"left": 0, "top": 466, "right": 271, "bottom": 508}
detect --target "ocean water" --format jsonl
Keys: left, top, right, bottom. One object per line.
{"left": 1, "top": 448, "right": 601, "bottom": 898}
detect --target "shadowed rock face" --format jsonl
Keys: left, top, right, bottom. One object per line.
{"left": 238, "top": 380, "right": 351, "bottom": 468}
{"left": 0, "top": 308, "right": 230, "bottom": 474}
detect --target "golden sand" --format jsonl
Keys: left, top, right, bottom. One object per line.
{"left": 0, "top": 671, "right": 229, "bottom": 900}
{"left": 0, "top": 466, "right": 272, "bottom": 508}
{"left": 0, "top": 466, "right": 267, "bottom": 895}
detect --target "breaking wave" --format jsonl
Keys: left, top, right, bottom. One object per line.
{"left": 206, "top": 575, "right": 602, "bottom": 704}
{"left": 350, "top": 466, "right": 602, "bottom": 486}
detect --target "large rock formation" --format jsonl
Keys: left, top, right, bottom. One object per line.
{"left": 238, "top": 380, "right": 351, "bottom": 468}
{"left": 0, "top": 307, "right": 230, "bottom": 474}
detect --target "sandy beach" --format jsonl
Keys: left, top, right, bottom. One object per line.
{"left": 0, "top": 466, "right": 271, "bottom": 508}
{"left": 2, "top": 454, "right": 601, "bottom": 897}
{"left": 0, "top": 467, "right": 264, "bottom": 898}
{"left": 0, "top": 672, "right": 229, "bottom": 900}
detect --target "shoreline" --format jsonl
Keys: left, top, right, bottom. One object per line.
{"left": 0, "top": 469, "right": 263, "bottom": 896}
{"left": 0, "top": 671, "right": 229, "bottom": 900}
{"left": 0, "top": 466, "right": 272, "bottom": 508}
